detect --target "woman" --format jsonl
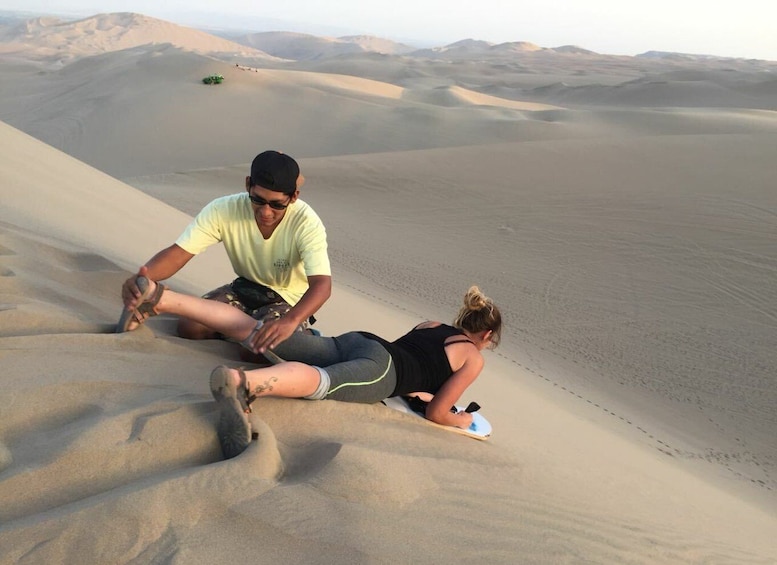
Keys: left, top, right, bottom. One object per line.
{"left": 125, "top": 276, "right": 502, "bottom": 459}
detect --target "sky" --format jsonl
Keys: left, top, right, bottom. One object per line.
{"left": 5, "top": 0, "right": 777, "bottom": 61}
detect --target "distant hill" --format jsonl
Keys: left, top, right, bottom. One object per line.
{"left": 0, "top": 12, "right": 278, "bottom": 66}
{"left": 0, "top": 9, "right": 772, "bottom": 71}
{"left": 338, "top": 35, "right": 417, "bottom": 55}
{"left": 407, "top": 39, "right": 598, "bottom": 60}
{"left": 230, "top": 31, "right": 416, "bottom": 60}
{"left": 551, "top": 45, "right": 599, "bottom": 55}
{"left": 637, "top": 50, "right": 741, "bottom": 62}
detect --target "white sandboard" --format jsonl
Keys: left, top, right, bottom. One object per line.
{"left": 382, "top": 396, "right": 492, "bottom": 440}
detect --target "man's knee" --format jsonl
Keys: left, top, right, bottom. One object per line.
{"left": 177, "top": 317, "right": 217, "bottom": 340}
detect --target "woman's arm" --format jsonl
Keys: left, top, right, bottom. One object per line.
{"left": 424, "top": 346, "right": 484, "bottom": 428}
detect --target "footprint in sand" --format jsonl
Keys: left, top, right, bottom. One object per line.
{"left": 71, "top": 252, "right": 123, "bottom": 272}
{"left": 0, "top": 442, "right": 12, "bottom": 472}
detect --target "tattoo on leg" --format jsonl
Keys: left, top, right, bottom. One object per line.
{"left": 252, "top": 376, "right": 279, "bottom": 396}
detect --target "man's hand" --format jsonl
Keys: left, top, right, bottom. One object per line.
{"left": 249, "top": 316, "right": 301, "bottom": 353}
{"left": 122, "top": 245, "right": 193, "bottom": 309}
{"left": 121, "top": 265, "right": 151, "bottom": 309}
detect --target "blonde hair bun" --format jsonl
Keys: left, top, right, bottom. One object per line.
{"left": 463, "top": 285, "right": 489, "bottom": 310}
{"left": 454, "top": 285, "right": 502, "bottom": 348}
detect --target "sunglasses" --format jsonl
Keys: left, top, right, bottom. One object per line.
{"left": 249, "top": 193, "right": 292, "bottom": 210}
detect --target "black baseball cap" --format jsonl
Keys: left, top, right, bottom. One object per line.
{"left": 250, "top": 150, "right": 300, "bottom": 195}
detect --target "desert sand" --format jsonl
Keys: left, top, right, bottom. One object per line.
{"left": 1, "top": 12, "right": 776, "bottom": 564}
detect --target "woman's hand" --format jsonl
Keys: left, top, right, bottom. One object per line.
{"left": 425, "top": 344, "right": 484, "bottom": 427}
{"left": 450, "top": 408, "right": 474, "bottom": 429}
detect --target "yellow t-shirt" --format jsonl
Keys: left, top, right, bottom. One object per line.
{"left": 176, "top": 193, "right": 330, "bottom": 305}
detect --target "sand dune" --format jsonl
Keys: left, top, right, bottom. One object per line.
{"left": 0, "top": 120, "right": 232, "bottom": 295}
{"left": 0, "top": 12, "right": 278, "bottom": 67}
{"left": 400, "top": 84, "right": 563, "bottom": 110}
{"left": 0, "top": 47, "right": 601, "bottom": 178}
{"left": 1, "top": 11, "right": 774, "bottom": 180}
{"left": 411, "top": 38, "right": 544, "bottom": 58}
{"left": 2, "top": 42, "right": 774, "bottom": 180}
{"left": 526, "top": 74, "right": 777, "bottom": 109}
{"left": 2, "top": 117, "right": 777, "bottom": 564}
{"left": 232, "top": 30, "right": 416, "bottom": 60}
{"left": 1, "top": 10, "right": 777, "bottom": 564}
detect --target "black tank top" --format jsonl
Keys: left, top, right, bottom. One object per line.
{"left": 361, "top": 324, "right": 472, "bottom": 397}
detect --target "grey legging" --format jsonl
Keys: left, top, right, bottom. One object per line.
{"left": 271, "top": 331, "right": 397, "bottom": 403}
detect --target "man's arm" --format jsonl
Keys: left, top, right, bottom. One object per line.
{"left": 286, "top": 274, "right": 332, "bottom": 326}
{"left": 250, "top": 274, "right": 332, "bottom": 353}
{"left": 122, "top": 244, "right": 194, "bottom": 308}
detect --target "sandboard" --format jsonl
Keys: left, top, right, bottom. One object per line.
{"left": 382, "top": 396, "right": 492, "bottom": 440}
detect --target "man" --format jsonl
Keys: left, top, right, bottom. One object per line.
{"left": 118, "top": 150, "right": 331, "bottom": 353}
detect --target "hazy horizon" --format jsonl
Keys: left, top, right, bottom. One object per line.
{"left": 2, "top": 1, "right": 776, "bottom": 61}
